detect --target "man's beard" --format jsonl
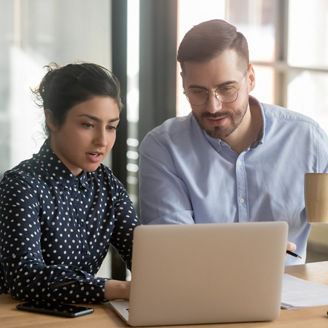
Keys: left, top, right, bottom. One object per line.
{"left": 194, "top": 105, "right": 248, "bottom": 139}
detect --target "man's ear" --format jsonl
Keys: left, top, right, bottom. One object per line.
{"left": 180, "top": 70, "right": 186, "bottom": 90}
{"left": 44, "top": 109, "right": 57, "bottom": 132}
{"left": 247, "top": 64, "right": 256, "bottom": 93}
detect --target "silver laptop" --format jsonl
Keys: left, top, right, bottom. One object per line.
{"left": 109, "top": 221, "right": 287, "bottom": 326}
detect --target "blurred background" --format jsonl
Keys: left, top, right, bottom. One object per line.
{"left": 1, "top": 0, "right": 328, "bottom": 275}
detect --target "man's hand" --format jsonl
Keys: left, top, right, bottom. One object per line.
{"left": 287, "top": 241, "right": 297, "bottom": 252}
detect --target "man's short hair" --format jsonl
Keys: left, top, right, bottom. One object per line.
{"left": 177, "top": 19, "right": 249, "bottom": 70}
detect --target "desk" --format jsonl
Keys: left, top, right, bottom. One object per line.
{"left": 1, "top": 261, "right": 328, "bottom": 328}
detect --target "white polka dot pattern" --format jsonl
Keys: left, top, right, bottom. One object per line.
{"left": 0, "top": 141, "right": 140, "bottom": 304}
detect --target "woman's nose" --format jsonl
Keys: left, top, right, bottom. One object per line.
{"left": 94, "top": 128, "right": 107, "bottom": 146}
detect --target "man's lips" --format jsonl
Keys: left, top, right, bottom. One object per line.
{"left": 207, "top": 116, "right": 226, "bottom": 121}
{"left": 205, "top": 115, "right": 229, "bottom": 126}
{"left": 202, "top": 112, "right": 231, "bottom": 119}
{"left": 202, "top": 112, "right": 232, "bottom": 125}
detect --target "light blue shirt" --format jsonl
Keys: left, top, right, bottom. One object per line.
{"left": 139, "top": 97, "right": 328, "bottom": 265}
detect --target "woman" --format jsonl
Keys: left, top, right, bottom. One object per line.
{"left": 0, "top": 63, "right": 140, "bottom": 304}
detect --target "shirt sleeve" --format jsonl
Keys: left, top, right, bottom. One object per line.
{"left": 314, "top": 124, "right": 328, "bottom": 173}
{"left": 109, "top": 177, "right": 140, "bottom": 271}
{"left": 139, "top": 132, "right": 195, "bottom": 225}
{"left": 0, "top": 174, "right": 107, "bottom": 304}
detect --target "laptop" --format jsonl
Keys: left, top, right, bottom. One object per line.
{"left": 109, "top": 221, "right": 287, "bottom": 326}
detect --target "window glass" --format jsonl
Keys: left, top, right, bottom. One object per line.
{"left": 287, "top": 71, "right": 328, "bottom": 132}
{"left": 0, "top": 0, "right": 110, "bottom": 172}
{"left": 0, "top": 1, "right": 14, "bottom": 172}
{"left": 226, "top": 0, "right": 275, "bottom": 62}
{"left": 288, "top": 0, "right": 328, "bottom": 68}
{"left": 178, "top": 0, "right": 225, "bottom": 45}
{"left": 251, "top": 65, "right": 274, "bottom": 104}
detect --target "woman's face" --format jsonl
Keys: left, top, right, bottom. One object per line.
{"left": 47, "top": 96, "right": 120, "bottom": 176}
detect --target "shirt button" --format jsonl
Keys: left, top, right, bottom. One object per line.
{"left": 240, "top": 198, "right": 245, "bottom": 203}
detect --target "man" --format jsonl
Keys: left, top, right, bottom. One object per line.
{"left": 138, "top": 19, "right": 328, "bottom": 265}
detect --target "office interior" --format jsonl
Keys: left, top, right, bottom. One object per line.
{"left": 1, "top": 0, "right": 328, "bottom": 278}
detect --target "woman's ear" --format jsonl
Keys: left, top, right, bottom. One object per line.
{"left": 44, "top": 109, "right": 57, "bottom": 132}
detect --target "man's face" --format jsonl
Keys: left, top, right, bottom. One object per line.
{"left": 181, "top": 49, "right": 255, "bottom": 140}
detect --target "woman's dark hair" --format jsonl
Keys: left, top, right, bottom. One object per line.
{"left": 177, "top": 19, "right": 249, "bottom": 70}
{"left": 33, "top": 62, "right": 123, "bottom": 134}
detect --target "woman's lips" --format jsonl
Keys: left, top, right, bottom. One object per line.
{"left": 86, "top": 152, "right": 103, "bottom": 163}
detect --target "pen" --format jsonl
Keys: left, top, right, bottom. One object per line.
{"left": 286, "top": 250, "right": 302, "bottom": 259}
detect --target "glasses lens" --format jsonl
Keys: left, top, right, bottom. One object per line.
{"left": 185, "top": 86, "right": 239, "bottom": 105}
{"left": 216, "top": 87, "right": 238, "bottom": 103}
{"left": 186, "top": 88, "right": 208, "bottom": 105}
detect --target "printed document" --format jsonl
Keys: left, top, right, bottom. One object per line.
{"left": 281, "top": 273, "right": 328, "bottom": 309}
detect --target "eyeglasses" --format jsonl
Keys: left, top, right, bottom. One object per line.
{"left": 184, "top": 74, "right": 246, "bottom": 106}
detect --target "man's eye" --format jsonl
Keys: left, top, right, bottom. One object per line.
{"left": 219, "top": 87, "right": 235, "bottom": 94}
{"left": 189, "top": 88, "right": 206, "bottom": 95}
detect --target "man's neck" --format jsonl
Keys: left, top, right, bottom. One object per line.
{"left": 224, "top": 101, "right": 263, "bottom": 154}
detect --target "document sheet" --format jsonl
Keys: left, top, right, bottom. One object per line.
{"left": 281, "top": 273, "right": 328, "bottom": 309}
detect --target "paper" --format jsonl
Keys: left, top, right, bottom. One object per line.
{"left": 281, "top": 273, "right": 328, "bottom": 309}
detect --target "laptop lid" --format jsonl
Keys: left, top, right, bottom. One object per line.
{"left": 111, "top": 221, "right": 287, "bottom": 326}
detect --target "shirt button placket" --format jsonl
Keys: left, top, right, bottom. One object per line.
{"left": 235, "top": 155, "right": 248, "bottom": 222}
{"left": 76, "top": 187, "right": 89, "bottom": 257}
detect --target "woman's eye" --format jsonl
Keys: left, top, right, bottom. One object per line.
{"left": 107, "top": 125, "right": 117, "bottom": 131}
{"left": 82, "top": 122, "right": 94, "bottom": 128}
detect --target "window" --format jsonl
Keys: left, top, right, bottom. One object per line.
{"left": 0, "top": 0, "right": 111, "bottom": 173}
{"left": 287, "top": 0, "right": 328, "bottom": 131}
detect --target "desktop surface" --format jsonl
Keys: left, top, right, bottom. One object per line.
{"left": 1, "top": 261, "right": 328, "bottom": 328}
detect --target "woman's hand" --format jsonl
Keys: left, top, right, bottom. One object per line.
{"left": 105, "top": 279, "right": 131, "bottom": 300}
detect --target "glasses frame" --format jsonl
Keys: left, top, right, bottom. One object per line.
{"left": 184, "top": 71, "right": 248, "bottom": 106}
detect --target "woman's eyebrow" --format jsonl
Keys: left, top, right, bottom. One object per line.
{"left": 78, "top": 114, "right": 120, "bottom": 123}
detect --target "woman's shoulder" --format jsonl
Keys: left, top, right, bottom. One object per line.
{"left": 1, "top": 157, "right": 42, "bottom": 191}
{"left": 94, "top": 164, "right": 126, "bottom": 192}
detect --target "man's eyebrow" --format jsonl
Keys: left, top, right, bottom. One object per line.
{"left": 217, "top": 80, "right": 238, "bottom": 88}
{"left": 188, "top": 85, "right": 207, "bottom": 89}
{"left": 188, "top": 80, "right": 238, "bottom": 89}
{"left": 216, "top": 80, "right": 238, "bottom": 87}
{"left": 78, "top": 114, "right": 120, "bottom": 123}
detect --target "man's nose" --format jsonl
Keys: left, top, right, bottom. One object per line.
{"left": 206, "top": 90, "right": 223, "bottom": 113}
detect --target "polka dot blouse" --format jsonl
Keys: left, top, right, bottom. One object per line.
{"left": 0, "top": 141, "right": 140, "bottom": 304}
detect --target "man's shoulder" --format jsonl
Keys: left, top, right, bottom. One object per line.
{"left": 140, "top": 114, "right": 194, "bottom": 147}
{"left": 262, "top": 102, "right": 320, "bottom": 128}
{"left": 149, "top": 114, "right": 192, "bottom": 135}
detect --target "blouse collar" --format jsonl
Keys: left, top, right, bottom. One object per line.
{"left": 35, "top": 140, "right": 89, "bottom": 189}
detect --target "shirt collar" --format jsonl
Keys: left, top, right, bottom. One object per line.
{"left": 35, "top": 140, "right": 89, "bottom": 189}
{"left": 249, "top": 95, "right": 265, "bottom": 147}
